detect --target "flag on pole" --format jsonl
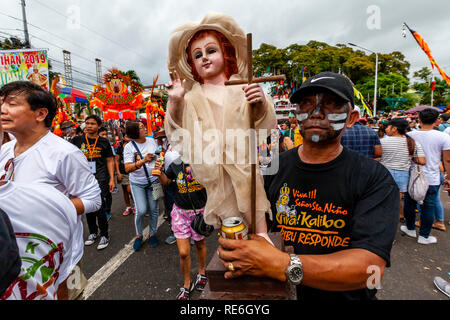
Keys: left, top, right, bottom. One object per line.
{"left": 404, "top": 22, "right": 450, "bottom": 85}
{"left": 431, "top": 76, "right": 436, "bottom": 91}
{"left": 353, "top": 87, "right": 373, "bottom": 117}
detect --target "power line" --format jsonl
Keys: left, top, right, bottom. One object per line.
{"left": 51, "top": 66, "right": 97, "bottom": 87}
{"left": 49, "top": 58, "right": 98, "bottom": 80}
{"left": 0, "top": 11, "right": 122, "bottom": 71}
{"left": 25, "top": 19, "right": 124, "bottom": 68}
{"left": 31, "top": 0, "right": 153, "bottom": 64}
{"left": 0, "top": 10, "right": 151, "bottom": 83}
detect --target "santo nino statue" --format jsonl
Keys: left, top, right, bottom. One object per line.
{"left": 165, "top": 12, "right": 277, "bottom": 240}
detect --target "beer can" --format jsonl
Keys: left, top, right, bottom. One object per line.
{"left": 221, "top": 217, "right": 248, "bottom": 240}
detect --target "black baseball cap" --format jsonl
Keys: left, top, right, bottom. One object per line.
{"left": 290, "top": 72, "right": 355, "bottom": 108}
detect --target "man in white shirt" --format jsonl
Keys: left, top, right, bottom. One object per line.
{"left": 0, "top": 98, "right": 78, "bottom": 300}
{"left": 402, "top": 108, "right": 450, "bottom": 244}
{"left": 0, "top": 81, "right": 101, "bottom": 299}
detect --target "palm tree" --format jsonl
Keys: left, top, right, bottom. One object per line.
{"left": 122, "top": 70, "right": 143, "bottom": 86}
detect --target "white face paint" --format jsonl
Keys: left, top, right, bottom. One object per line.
{"left": 327, "top": 113, "right": 348, "bottom": 121}
{"left": 297, "top": 113, "right": 309, "bottom": 122}
{"left": 297, "top": 95, "right": 350, "bottom": 143}
{"left": 327, "top": 113, "right": 348, "bottom": 131}
{"left": 311, "top": 134, "right": 320, "bottom": 143}
{"left": 330, "top": 123, "right": 346, "bottom": 130}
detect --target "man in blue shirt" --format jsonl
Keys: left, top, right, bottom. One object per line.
{"left": 341, "top": 114, "right": 382, "bottom": 159}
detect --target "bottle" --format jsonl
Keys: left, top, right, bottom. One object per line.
{"left": 152, "top": 152, "right": 165, "bottom": 176}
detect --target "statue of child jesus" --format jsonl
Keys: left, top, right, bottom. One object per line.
{"left": 165, "top": 12, "right": 277, "bottom": 240}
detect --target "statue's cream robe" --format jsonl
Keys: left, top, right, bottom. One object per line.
{"left": 165, "top": 77, "right": 277, "bottom": 229}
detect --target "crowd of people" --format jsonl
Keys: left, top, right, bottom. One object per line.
{"left": 1, "top": 15, "right": 450, "bottom": 300}
{"left": 275, "top": 105, "right": 450, "bottom": 238}
{"left": 0, "top": 80, "right": 214, "bottom": 300}
{"left": 1, "top": 73, "right": 450, "bottom": 300}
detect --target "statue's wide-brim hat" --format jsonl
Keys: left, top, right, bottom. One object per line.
{"left": 167, "top": 12, "right": 248, "bottom": 90}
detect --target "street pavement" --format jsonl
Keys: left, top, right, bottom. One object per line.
{"left": 79, "top": 187, "right": 450, "bottom": 300}
{"left": 378, "top": 188, "right": 450, "bottom": 300}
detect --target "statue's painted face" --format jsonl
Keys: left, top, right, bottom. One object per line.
{"left": 189, "top": 34, "right": 226, "bottom": 82}
{"left": 296, "top": 92, "right": 351, "bottom": 144}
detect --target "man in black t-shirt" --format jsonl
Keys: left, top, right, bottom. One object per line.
{"left": 71, "top": 115, "right": 115, "bottom": 250}
{"left": 218, "top": 72, "right": 399, "bottom": 300}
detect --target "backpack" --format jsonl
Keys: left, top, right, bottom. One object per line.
{"left": 408, "top": 165, "right": 429, "bottom": 204}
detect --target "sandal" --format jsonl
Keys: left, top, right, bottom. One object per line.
{"left": 432, "top": 222, "right": 446, "bottom": 231}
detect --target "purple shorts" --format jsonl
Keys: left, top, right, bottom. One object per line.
{"left": 170, "top": 204, "right": 205, "bottom": 242}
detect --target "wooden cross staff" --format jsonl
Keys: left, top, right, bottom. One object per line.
{"left": 225, "top": 33, "right": 286, "bottom": 234}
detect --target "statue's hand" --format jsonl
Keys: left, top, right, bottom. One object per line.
{"left": 243, "top": 83, "right": 267, "bottom": 121}
{"left": 166, "top": 70, "right": 186, "bottom": 104}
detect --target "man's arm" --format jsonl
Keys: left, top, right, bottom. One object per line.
{"left": 58, "top": 151, "right": 101, "bottom": 215}
{"left": 373, "top": 145, "right": 382, "bottom": 159}
{"left": 442, "top": 150, "right": 450, "bottom": 191}
{"left": 114, "top": 154, "right": 122, "bottom": 182}
{"left": 218, "top": 236, "right": 386, "bottom": 291}
{"left": 71, "top": 198, "right": 85, "bottom": 216}
{"left": 106, "top": 157, "right": 116, "bottom": 192}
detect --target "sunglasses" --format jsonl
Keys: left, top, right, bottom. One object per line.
{"left": 0, "top": 158, "right": 14, "bottom": 181}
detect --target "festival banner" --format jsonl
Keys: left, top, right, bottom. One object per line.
{"left": 0, "top": 48, "right": 49, "bottom": 90}
{"left": 404, "top": 23, "right": 450, "bottom": 85}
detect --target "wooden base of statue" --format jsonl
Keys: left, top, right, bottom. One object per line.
{"left": 199, "top": 232, "right": 297, "bottom": 300}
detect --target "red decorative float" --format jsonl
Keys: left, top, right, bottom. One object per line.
{"left": 89, "top": 68, "right": 143, "bottom": 120}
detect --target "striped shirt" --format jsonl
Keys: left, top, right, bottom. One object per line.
{"left": 380, "top": 136, "right": 425, "bottom": 171}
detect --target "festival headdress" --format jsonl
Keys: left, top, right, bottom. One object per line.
{"left": 167, "top": 12, "right": 248, "bottom": 90}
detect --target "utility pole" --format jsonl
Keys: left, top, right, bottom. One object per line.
{"left": 431, "top": 75, "right": 435, "bottom": 107}
{"left": 95, "top": 58, "right": 102, "bottom": 84}
{"left": 20, "top": 0, "right": 31, "bottom": 48}
{"left": 63, "top": 50, "right": 73, "bottom": 88}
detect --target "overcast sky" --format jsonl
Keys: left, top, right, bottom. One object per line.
{"left": 1, "top": 0, "right": 449, "bottom": 93}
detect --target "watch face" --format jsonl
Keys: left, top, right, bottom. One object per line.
{"left": 289, "top": 266, "right": 303, "bottom": 284}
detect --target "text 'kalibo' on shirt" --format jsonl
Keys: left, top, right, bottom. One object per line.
{"left": 264, "top": 146, "right": 399, "bottom": 300}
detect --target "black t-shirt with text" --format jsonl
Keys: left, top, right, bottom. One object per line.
{"left": 264, "top": 146, "right": 399, "bottom": 300}
{"left": 165, "top": 162, "right": 207, "bottom": 210}
{"left": 71, "top": 134, "right": 114, "bottom": 182}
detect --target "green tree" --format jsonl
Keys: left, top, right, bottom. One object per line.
{"left": 412, "top": 66, "right": 449, "bottom": 106}
{"left": 378, "top": 51, "right": 410, "bottom": 78}
{"left": 355, "top": 73, "right": 410, "bottom": 110}
{"left": 0, "top": 36, "right": 27, "bottom": 50}
{"left": 121, "top": 70, "right": 143, "bottom": 87}
{"left": 414, "top": 78, "right": 449, "bottom": 106}
{"left": 413, "top": 67, "right": 432, "bottom": 82}
{"left": 252, "top": 41, "right": 411, "bottom": 97}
